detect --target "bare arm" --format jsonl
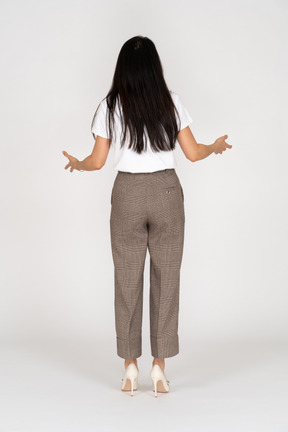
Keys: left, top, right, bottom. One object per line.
{"left": 63, "top": 135, "right": 111, "bottom": 172}
{"left": 177, "top": 126, "right": 232, "bottom": 162}
{"left": 77, "top": 136, "right": 110, "bottom": 170}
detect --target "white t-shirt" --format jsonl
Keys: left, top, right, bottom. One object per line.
{"left": 91, "top": 91, "right": 193, "bottom": 173}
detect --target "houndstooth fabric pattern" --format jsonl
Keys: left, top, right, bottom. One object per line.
{"left": 110, "top": 168, "right": 185, "bottom": 359}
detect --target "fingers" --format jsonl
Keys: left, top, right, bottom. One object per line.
{"left": 222, "top": 134, "right": 232, "bottom": 149}
{"left": 63, "top": 150, "right": 74, "bottom": 171}
{"left": 64, "top": 162, "right": 74, "bottom": 172}
{"left": 63, "top": 150, "right": 72, "bottom": 161}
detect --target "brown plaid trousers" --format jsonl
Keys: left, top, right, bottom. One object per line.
{"left": 110, "top": 168, "right": 185, "bottom": 359}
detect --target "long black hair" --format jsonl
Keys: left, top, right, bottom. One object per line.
{"left": 91, "top": 36, "right": 181, "bottom": 154}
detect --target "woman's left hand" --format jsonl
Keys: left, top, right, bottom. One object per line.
{"left": 62, "top": 150, "right": 79, "bottom": 172}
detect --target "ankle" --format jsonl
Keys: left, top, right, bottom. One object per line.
{"left": 153, "top": 357, "right": 165, "bottom": 371}
{"left": 124, "top": 358, "right": 138, "bottom": 368}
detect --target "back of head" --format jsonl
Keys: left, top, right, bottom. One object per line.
{"left": 95, "top": 36, "right": 180, "bottom": 154}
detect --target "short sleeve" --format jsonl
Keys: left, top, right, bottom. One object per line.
{"left": 172, "top": 92, "right": 193, "bottom": 131}
{"left": 91, "top": 99, "right": 111, "bottom": 139}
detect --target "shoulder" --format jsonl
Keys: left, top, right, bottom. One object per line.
{"left": 169, "top": 91, "right": 189, "bottom": 112}
{"left": 95, "top": 98, "right": 109, "bottom": 117}
{"left": 99, "top": 98, "right": 108, "bottom": 109}
{"left": 169, "top": 91, "right": 181, "bottom": 108}
{"left": 170, "top": 90, "right": 179, "bottom": 100}
{"left": 99, "top": 97, "right": 119, "bottom": 113}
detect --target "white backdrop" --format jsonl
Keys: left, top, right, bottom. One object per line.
{"left": 1, "top": 0, "right": 287, "bottom": 349}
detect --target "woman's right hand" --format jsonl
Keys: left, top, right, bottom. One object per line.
{"left": 213, "top": 135, "right": 232, "bottom": 154}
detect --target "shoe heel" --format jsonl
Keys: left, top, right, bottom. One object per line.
{"left": 151, "top": 377, "right": 158, "bottom": 397}
{"left": 130, "top": 376, "right": 137, "bottom": 397}
{"left": 150, "top": 364, "right": 170, "bottom": 397}
{"left": 121, "top": 363, "right": 138, "bottom": 396}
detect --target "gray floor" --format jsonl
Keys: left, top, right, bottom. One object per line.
{"left": 1, "top": 339, "right": 287, "bottom": 432}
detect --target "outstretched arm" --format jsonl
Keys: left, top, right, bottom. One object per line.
{"left": 177, "top": 126, "right": 232, "bottom": 162}
{"left": 63, "top": 136, "right": 111, "bottom": 172}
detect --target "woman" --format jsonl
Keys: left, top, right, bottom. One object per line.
{"left": 63, "top": 36, "right": 232, "bottom": 397}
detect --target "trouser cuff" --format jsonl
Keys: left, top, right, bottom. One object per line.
{"left": 150, "top": 334, "right": 179, "bottom": 358}
{"left": 116, "top": 336, "right": 142, "bottom": 359}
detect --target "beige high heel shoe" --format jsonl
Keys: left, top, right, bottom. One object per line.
{"left": 121, "top": 363, "right": 139, "bottom": 396}
{"left": 150, "top": 364, "right": 170, "bottom": 397}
